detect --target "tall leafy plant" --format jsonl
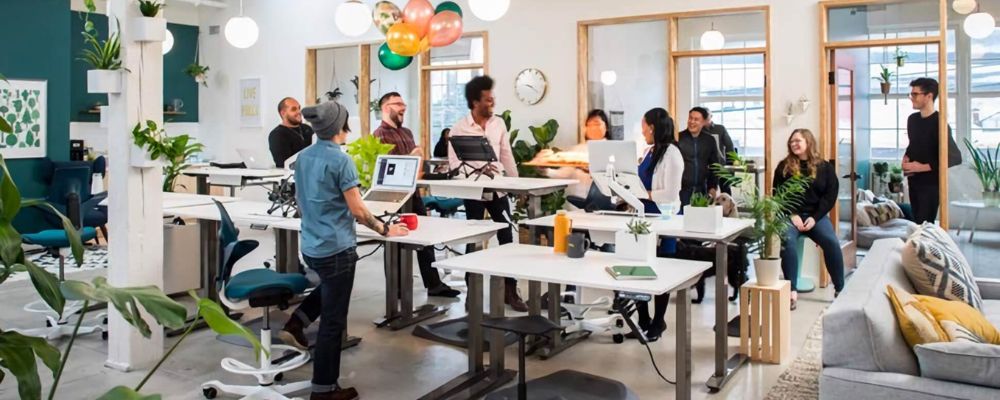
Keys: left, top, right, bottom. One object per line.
{"left": 346, "top": 135, "right": 395, "bottom": 190}
{"left": 964, "top": 138, "right": 1000, "bottom": 192}
{"left": 131, "top": 120, "right": 205, "bottom": 191}
{"left": 78, "top": 0, "right": 126, "bottom": 72}
{"left": 499, "top": 110, "right": 566, "bottom": 217}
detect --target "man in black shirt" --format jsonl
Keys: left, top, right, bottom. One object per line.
{"left": 269, "top": 97, "right": 314, "bottom": 168}
{"left": 677, "top": 107, "right": 721, "bottom": 205}
{"left": 704, "top": 110, "right": 735, "bottom": 193}
{"left": 903, "top": 78, "right": 959, "bottom": 224}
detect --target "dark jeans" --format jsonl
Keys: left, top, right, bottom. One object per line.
{"left": 463, "top": 196, "right": 516, "bottom": 287}
{"left": 292, "top": 248, "right": 358, "bottom": 393}
{"left": 909, "top": 182, "right": 939, "bottom": 224}
{"left": 409, "top": 195, "right": 445, "bottom": 289}
{"left": 780, "top": 216, "right": 844, "bottom": 293}
{"left": 636, "top": 240, "right": 676, "bottom": 330}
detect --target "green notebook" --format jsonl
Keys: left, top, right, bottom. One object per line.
{"left": 605, "top": 265, "right": 658, "bottom": 280}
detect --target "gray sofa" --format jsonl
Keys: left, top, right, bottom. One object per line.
{"left": 820, "top": 238, "right": 1000, "bottom": 400}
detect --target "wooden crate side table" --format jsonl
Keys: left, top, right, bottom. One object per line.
{"left": 739, "top": 280, "right": 791, "bottom": 364}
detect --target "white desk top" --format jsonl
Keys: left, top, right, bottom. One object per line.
{"left": 417, "top": 176, "right": 577, "bottom": 192}
{"left": 183, "top": 167, "right": 288, "bottom": 178}
{"left": 101, "top": 192, "right": 240, "bottom": 208}
{"left": 522, "top": 210, "right": 754, "bottom": 241}
{"left": 433, "top": 244, "right": 712, "bottom": 296}
{"left": 164, "top": 200, "right": 292, "bottom": 225}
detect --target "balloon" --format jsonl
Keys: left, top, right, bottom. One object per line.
{"left": 386, "top": 22, "right": 422, "bottom": 57}
{"left": 402, "top": 0, "right": 434, "bottom": 37}
{"left": 378, "top": 42, "right": 413, "bottom": 71}
{"left": 434, "top": 1, "right": 463, "bottom": 17}
{"left": 427, "top": 11, "right": 463, "bottom": 48}
{"left": 372, "top": 1, "right": 403, "bottom": 35}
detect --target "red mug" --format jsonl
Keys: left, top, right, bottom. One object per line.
{"left": 398, "top": 213, "right": 419, "bottom": 230}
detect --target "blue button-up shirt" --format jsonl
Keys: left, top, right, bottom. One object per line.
{"left": 294, "top": 140, "right": 360, "bottom": 258}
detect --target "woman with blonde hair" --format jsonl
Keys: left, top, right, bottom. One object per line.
{"left": 773, "top": 128, "right": 843, "bottom": 310}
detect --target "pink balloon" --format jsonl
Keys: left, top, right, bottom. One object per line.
{"left": 402, "top": 0, "right": 434, "bottom": 38}
{"left": 428, "top": 11, "right": 463, "bottom": 48}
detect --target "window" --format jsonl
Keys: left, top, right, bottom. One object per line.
{"left": 694, "top": 54, "right": 766, "bottom": 158}
{"left": 969, "top": 28, "right": 1000, "bottom": 150}
{"left": 421, "top": 33, "right": 487, "bottom": 153}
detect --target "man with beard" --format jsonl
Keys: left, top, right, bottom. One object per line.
{"left": 269, "top": 97, "right": 314, "bottom": 168}
{"left": 372, "top": 92, "right": 460, "bottom": 298}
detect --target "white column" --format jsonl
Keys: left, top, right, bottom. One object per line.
{"left": 104, "top": 0, "right": 165, "bottom": 371}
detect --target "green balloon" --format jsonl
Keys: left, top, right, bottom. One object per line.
{"left": 434, "top": 1, "right": 463, "bottom": 17}
{"left": 378, "top": 42, "right": 413, "bottom": 71}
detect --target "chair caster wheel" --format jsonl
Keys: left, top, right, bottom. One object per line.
{"left": 46, "top": 320, "right": 53, "bottom": 327}
{"left": 202, "top": 387, "right": 218, "bottom": 399}
{"left": 274, "top": 372, "right": 284, "bottom": 382}
{"left": 613, "top": 334, "right": 624, "bottom": 344}
{"left": 102, "top": 331, "right": 108, "bottom": 341}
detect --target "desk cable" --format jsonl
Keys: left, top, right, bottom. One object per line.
{"left": 616, "top": 298, "right": 676, "bottom": 386}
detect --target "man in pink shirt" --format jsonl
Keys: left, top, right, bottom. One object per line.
{"left": 446, "top": 75, "right": 527, "bottom": 312}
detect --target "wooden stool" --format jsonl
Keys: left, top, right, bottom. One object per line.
{"left": 739, "top": 280, "right": 790, "bottom": 364}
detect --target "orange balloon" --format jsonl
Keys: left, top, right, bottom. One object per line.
{"left": 428, "top": 11, "right": 463, "bottom": 48}
{"left": 402, "top": 0, "right": 434, "bottom": 37}
{"left": 386, "top": 22, "right": 422, "bottom": 57}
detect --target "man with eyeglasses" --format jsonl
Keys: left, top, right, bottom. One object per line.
{"left": 903, "top": 77, "right": 960, "bottom": 224}
{"left": 372, "top": 92, "right": 460, "bottom": 298}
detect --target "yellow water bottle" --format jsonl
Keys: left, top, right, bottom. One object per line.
{"left": 553, "top": 210, "right": 571, "bottom": 253}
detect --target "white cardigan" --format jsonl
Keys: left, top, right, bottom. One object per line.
{"left": 645, "top": 144, "right": 684, "bottom": 206}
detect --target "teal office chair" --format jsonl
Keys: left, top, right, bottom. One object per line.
{"left": 794, "top": 236, "right": 816, "bottom": 293}
{"left": 201, "top": 200, "right": 311, "bottom": 400}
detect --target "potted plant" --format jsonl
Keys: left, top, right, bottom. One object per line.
{"left": 712, "top": 153, "right": 809, "bottom": 286}
{"left": 500, "top": 110, "right": 566, "bottom": 223}
{"left": 345, "top": 134, "right": 395, "bottom": 190}
{"left": 873, "top": 65, "right": 893, "bottom": 105}
{"left": 615, "top": 218, "right": 657, "bottom": 263}
{"left": 132, "top": 0, "right": 166, "bottom": 42}
{"left": 131, "top": 120, "right": 168, "bottom": 168}
{"left": 894, "top": 48, "right": 908, "bottom": 67}
{"left": 889, "top": 165, "right": 904, "bottom": 193}
{"left": 872, "top": 161, "right": 890, "bottom": 195}
{"left": 964, "top": 138, "right": 1000, "bottom": 207}
{"left": 185, "top": 63, "right": 210, "bottom": 87}
{"left": 79, "top": 2, "right": 127, "bottom": 94}
{"left": 683, "top": 192, "right": 724, "bottom": 233}
{"left": 162, "top": 134, "right": 205, "bottom": 192}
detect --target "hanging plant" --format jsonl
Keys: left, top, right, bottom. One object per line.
{"left": 185, "top": 63, "right": 210, "bottom": 87}
{"left": 894, "top": 48, "right": 908, "bottom": 67}
{"left": 873, "top": 65, "right": 893, "bottom": 105}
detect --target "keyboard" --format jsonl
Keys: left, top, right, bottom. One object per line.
{"left": 365, "top": 190, "right": 409, "bottom": 203}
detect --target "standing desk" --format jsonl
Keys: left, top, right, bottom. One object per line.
{"left": 521, "top": 211, "right": 755, "bottom": 392}
{"left": 421, "top": 244, "right": 711, "bottom": 400}
{"left": 417, "top": 176, "right": 577, "bottom": 219}
{"left": 182, "top": 167, "right": 287, "bottom": 196}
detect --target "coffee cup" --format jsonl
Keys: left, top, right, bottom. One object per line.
{"left": 398, "top": 213, "right": 419, "bottom": 230}
{"left": 566, "top": 232, "right": 590, "bottom": 258}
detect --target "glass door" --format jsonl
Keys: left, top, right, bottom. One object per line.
{"left": 836, "top": 67, "right": 858, "bottom": 245}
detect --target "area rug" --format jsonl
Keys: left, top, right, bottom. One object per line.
{"left": 763, "top": 313, "right": 824, "bottom": 400}
{"left": 6, "top": 246, "right": 109, "bottom": 282}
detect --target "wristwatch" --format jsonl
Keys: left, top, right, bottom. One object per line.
{"left": 380, "top": 222, "right": 390, "bottom": 236}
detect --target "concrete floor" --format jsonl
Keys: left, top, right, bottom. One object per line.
{"left": 0, "top": 228, "right": 836, "bottom": 400}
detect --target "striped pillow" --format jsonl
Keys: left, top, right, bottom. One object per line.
{"left": 901, "top": 223, "right": 983, "bottom": 310}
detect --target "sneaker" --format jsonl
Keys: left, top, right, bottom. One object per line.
{"left": 278, "top": 317, "right": 310, "bottom": 351}
{"left": 427, "top": 284, "right": 461, "bottom": 298}
{"left": 310, "top": 387, "right": 358, "bottom": 400}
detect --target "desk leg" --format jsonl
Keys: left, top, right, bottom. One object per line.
{"left": 375, "top": 242, "right": 401, "bottom": 327}
{"left": 676, "top": 287, "right": 692, "bottom": 400}
{"left": 706, "top": 241, "right": 747, "bottom": 392}
{"left": 377, "top": 243, "right": 448, "bottom": 330}
{"left": 274, "top": 229, "right": 299, "bottom": 274}
{"left": 527, "top": 195, "right": 543, "bottom": 220}
{"left": 196, "top": 176, "right": 209, "bottom": 195}
{"left": 488, "top": 275, "right": 506, "bottom": 372}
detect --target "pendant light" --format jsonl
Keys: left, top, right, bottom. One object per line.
{"left": 964, "top": 3, "right": 995, "bottom": 40}
{"left": 600, "top": 70, "right": 617, "bottom": 86}
{"left": 469, "top": 0, "right": 510, "bottom": 22}
{"left": 700, "top": 23, "right": 725, "bottom": 51}
{"left": 162, "top": 29, "right": 174, "bottom": 55}
{"left": 335, "top": 0, "right": 372, "bottom": 37}
{"left": 953, "top": 0, "right": 978, "bottom": 15}
{"left": 225, "top": 0, "right": 259, "bottom": 49}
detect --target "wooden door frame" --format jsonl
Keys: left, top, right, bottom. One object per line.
{"left": 830, "top": 65, "right": 858, "bottom": 244}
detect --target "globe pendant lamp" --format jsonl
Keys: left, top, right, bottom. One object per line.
{"left": 469, "top": 0, "right": 510, "bottom": 22}
{"left": 600, "top": 70, "right": 617, "bottom": 86}
{"left": 162, "top": 29, "right": 174, "bottom": 55}
{"left": 953, "top": 0, "right": 977, "bottom": 15}
{"left": 336, "top": 0, "right": 373, "bottom": 37}
{"left": 225, "top": 0, "right": 259, "bottom": 49}
{"left": 965, "top": 11, "right": 996, "bottom": 39}
{"left": 700, "top": 23, "right": 725, "bottom": 51}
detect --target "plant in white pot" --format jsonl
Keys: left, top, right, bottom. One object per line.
{"left": 615, "top": 218, "right": 657, "bottom": 263}
{"left": 132, "top": 0, "right": 167, "bottom": 42}
{"left": 79, "top": 1, "right": 127, "bottom": 94}
{"left": 712, "top": 152, "right": 809, "bottom": 286}
{"left": 964, "top": 138, "right": 1000, "bottom": 207}
{"left": 683, "top": 192, "right": 723, "bottom": 233}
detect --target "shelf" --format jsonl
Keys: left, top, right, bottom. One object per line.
{"left": 79, "top": 110, "right": 187, "bottom": 115}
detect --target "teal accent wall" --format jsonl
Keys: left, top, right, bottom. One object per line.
{"left": 0, "top": 0, "right": 71, "bottom": 232}
{"left": 71, "top": 16, "right": 200, "bottom": 123}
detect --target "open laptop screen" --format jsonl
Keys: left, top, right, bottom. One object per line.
{"left": 374, "top": 156, "right": 419, "bottom": 190}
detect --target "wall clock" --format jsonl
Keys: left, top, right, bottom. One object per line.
{"left": 515, "top": 68, "right": 547, "bottom": 105}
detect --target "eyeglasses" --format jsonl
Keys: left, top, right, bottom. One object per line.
{"left": 908, "top": 91, "right": 927, "bottom": 98}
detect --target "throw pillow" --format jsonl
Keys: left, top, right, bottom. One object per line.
{"left": 901, "top": 223, "right": 984, "bottom": 310}
{"left": 863, "top": 201, "right": 904, "bottom": 226}
{"left": 914, "top": 294, "right": 1000, "bottom": 344}
{"left": 886, "top": 285, "right": 948, "bottom": 347}
{"left": 914, "top": 341, "right": 1000, "bottom": 389}
{"left": 856, "top": 201, "right": 874, "bottom": 227}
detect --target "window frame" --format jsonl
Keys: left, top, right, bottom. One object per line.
{"left": 419, "top": 31, "right": 489, "bottom": 156}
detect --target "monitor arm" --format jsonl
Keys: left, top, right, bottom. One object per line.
{"left": 605, "top": 162, "right": 645, "bottom": 219}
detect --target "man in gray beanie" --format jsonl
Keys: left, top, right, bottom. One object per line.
{"left": 279, "top": 101, "right": 408, "bottom": 400}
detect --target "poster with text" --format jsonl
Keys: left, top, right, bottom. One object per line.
{"left": 239, "top": 78, "right": 262, "bottom": 128}
{"left": 0, "top": 79, "right": 46, "bottom": 159}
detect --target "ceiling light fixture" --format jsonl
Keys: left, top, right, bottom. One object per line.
{"left": 700, "top": 23, "right": 725, "bottom": 51}
{"left": 600, "top": 70, "right": 617, "bottom": 86}
{"left": 953, "top": 0, "right": 978, "bottom": 15}
{"left": 335, "top": 0, "right": 373, "bottom": 37}
{"left": 225, "top": 0, "right": 259, "bottom": 49}
{"left": 162, "top": 29, "right": 174, "bottom": 54}
{"left": 965, "top": 5, "right": 996, "bottom": 39}
{"left": 469, "top": 0, "right": 510, "bottom": 22}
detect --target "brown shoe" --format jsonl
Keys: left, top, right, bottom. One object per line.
{"left": 310, "top": 387, "right": 358, "bottom": 400}
{"left": 278, "top": 316, "right": 310, "bottom": 350}
{"left": 505, "top": 285, "right": 528, "bottom": 312}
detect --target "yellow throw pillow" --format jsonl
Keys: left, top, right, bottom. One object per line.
{"left": 914, "top": 294, "right": 1000, "bottom": 344}
{"left": 886, "top": 285, "right": 948, "bottom": 347}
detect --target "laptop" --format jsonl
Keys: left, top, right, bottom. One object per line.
{"left": 236, "top": 147, "right": 276, "bottom": 169}
{"left": 363, "top": 155, "right": 420, "bottom": 215}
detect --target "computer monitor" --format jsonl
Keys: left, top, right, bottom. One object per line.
{"left": 588, "top": 140, "right": 648, "bottom": 200}
{"left": 450, "top": 136, "right": 497, "bottom": 162}
{"left": 372, "top": 155, "right": 420, "bottom": 192}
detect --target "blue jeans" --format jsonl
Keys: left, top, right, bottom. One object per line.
{"left": 780, "top": 216, "right": 844, "bottom": 293}
{"left": 301, "top": 248, "right": 358, "bottom": 393}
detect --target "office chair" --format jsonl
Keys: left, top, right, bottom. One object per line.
{"left": 201, "top": 200, "right": 311, "bottom": 400}
{"left": 38, "top": 160, "right": 107, "bottom": 242}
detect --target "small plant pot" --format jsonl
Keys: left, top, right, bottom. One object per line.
{"left": 615, "top": 231, "right": 657, "bottom": 263}
{"left": 784, "top": 114, "right": 795, "bottom": 126}
{"left": 130, "top": 145, "right": 162, "bottom": 169}
{"left": 131, "top": 16, "right": 166, "bottom": 42}
{"left": 88, "top": 69, "right": 122, "bottom": 94}
{"left": 896, "top": 58, "right": 906, "bottom": 67}
{"left": 683, "top": 205, "right": 724, "bottom": 233}
{"left": 889, "top": 181, "right": 903, "bottom": 193}
{"left": 753, "top": 258, "right": 782, "bottom": 286}
{"left": 984, "top": 191, "right": 1000, "bottom": 207}
{"left": 880, "top": 82, "right": 891, "bottom": 105}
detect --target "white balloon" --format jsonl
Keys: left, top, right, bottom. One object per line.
{"left": 469, "top": 0, "right": 510, "bottom": 22}
{"left": 225, "top": 16, "right": 259, "bottom": 49}
{"left": 964, "top": 12, "right": 995, "bottom": 39}
{"left": 700, "top": 30, "right": 725, "bottom": 51}
{"left": 162, "top": 29, "right": 174, "bottom": 55}
{"left": 335, "top": 0, "right": 372, "bottom": 37}
{"left": 953, "top": 0, "right": 977, "bottom": 15}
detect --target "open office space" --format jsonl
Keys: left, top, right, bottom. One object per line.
{"left": 2, "top": 1, "right": 1000, "bottom": 399}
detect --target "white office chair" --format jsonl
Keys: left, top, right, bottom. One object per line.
{"left": 557, "top": 292, "right": 628, "bottom": 343}
{"left": 201, "top": 201, "right": 311, "bottom": 400}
